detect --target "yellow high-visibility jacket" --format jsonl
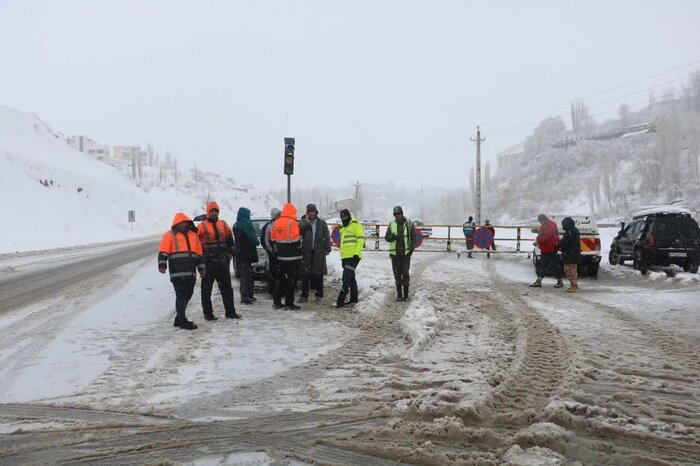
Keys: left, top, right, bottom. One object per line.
{"left": 339, "top": 219, "right": 364, "bottom": 259}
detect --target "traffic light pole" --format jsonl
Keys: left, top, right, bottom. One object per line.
{"left": 287, "top": 174, "right": 291, "bottom": 203}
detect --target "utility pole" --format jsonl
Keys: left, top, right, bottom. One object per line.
{"left": 471, "top": 126, "right": 485, "bottom": 225}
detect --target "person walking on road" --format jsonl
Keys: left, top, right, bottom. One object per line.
{"left": 261, "top": 207, "right": 281, "bottom": 300}
{"left": 197, "top": 201, "right": 238, "bottom": 320}
{"left": 158, "top": 212, "right": 206, "bottom": 330}
{"left": 463, "top": 216, "right": 475, "bottom": 258}
{"left": 559, "top": 216, "right": 581, "bottom": 293}
{"left": 299, "top": 204, "right": 332, "bottom": 304}
{"left": 271, "top": 203, "right": 303, "bottom": 310}
{"left": 484, "top": 219, "right": 496, "bottom": 259}
{"left": 530, "top": 214, "right": 564, "bottom": 288}
{"left": 384, "top": 206, "right": 416, "bottom": 301}
{"left": 335, "top": 209, "right": 364, "bottom": 308}
{"left": 233, "top": 207, "right": 260, "bottom": 306}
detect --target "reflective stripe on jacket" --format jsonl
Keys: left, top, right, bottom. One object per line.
{"left": 158, "top": 229, "right": 205, "bottom": 281}
{"left": 271, "top": 203, "right": 302, "bottom": 261}
{"left": 340, "top": 219, "right": 364, "bottom": 259}
{"left": 197, "top": 219, "right": 234, "bottom": 256}
{"left": 387, "top": 219, "right": 415, "bottom": 256}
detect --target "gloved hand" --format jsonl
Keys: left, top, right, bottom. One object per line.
{"left": 352, "top": 255, "right": 360, "bottom": 261}
{"left": 158, "top": 266, "right": 166, "bottom": 274}
{"left": 199, "top": 269, "right": 206, "bottom": 279}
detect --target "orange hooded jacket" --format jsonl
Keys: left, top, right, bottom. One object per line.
{"left": 158, "top": 212, "right": 205, "bottom": 281}
{"left": 270, "top": 203, "right": 302, "bottom": 261}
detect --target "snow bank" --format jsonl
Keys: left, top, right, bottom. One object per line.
{"left": 0, "top": 106, "right": 272, "bottom": 253}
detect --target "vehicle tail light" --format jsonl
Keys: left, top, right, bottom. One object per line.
{"left": 594, "top": 238, "right": 601, "bottom": 251}
{"left": 647, "top": 235, "right": 655, "bottom": 247}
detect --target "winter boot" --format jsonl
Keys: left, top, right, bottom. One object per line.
{"left": 402, "top": 286, "right": 409, "bottom": 301}
{"left": 285, "top": 303, "right": 301, "bottom": 310}
{"left": 225, "top": 312, "right": 241, "bottom": 319}
{"left": 467, "top": 252, "right": 473, "bottom": 258}
{"left": 529, "top": 278, "right": 543, "bottom": 287}
{"left": 314, "top": 296, "right": 323, "bottom": 304}
{"left": 554, "top": 278, "right": 564, "bottom": 288}
{"left": 299, "top": 296, "right": 308, "bottom": 303}
{"left": 567, "top": 281, "right": 578, "bottom": 293}
{"left": 173, "top": 316, "right": 181, "bottom": 327}
{"left": 272, "top": 302, "right": 285, "bottom": 309}
{"left": 349, "top": 289, "right": 359, "bottom": 304}
{"left": 179, "top": 319, "right": 198, "bottom": 330}
{"left": 395, "top": 285, "right": 403, "bottom": 302}
{"left": 204, "top": 314, "right": 218, "bottom": 321}
{"left": 336, "top": 291, "right": 347, "bottom": 308}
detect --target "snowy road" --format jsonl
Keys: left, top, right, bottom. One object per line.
{"left": 0, "top": 238, "right": 158, "bottom": 314}
{"left": 0, "top": 249, "right": 698, "bottom": 464}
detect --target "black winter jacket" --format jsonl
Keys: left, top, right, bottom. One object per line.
{"left": 559, "top": 217, "right": 581, "bottom": 264}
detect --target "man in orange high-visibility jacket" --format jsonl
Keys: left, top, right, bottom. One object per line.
{"left": 197, "top": 201, "right": 238, "bottom": 321}
{"left": 270, "top": 203, "right": 303, "bottom": 310}
{"left": 159, "top": 212, "right": 206, "bottom": 330}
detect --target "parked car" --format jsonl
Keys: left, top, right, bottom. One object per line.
{"left": 608, "top": 208, "right": 700, "bottom": 274}
{"left": 532, "top": 215, "right": 602, "bottom": 277}
{"left": 413, "top": 219, "right": 432, "bottom": 238}
{"left": 233, "top": 217, "right": 269, "bottom": 280}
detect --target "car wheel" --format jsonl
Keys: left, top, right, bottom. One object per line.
{"left": 683, "top": 262, "right": 691, "bottom": 272}
{"left": 608, "top": 249, "right": 622, "bottom": 266}
{"left": 589, "top": 265, "right": 599, "bottom": 278}
{"left": 690, "top": 262, "right": 699, "bottom": 274}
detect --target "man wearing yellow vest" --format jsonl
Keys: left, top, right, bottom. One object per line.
{"left": 384, "top": 206, "right": 417, "bottom": 301}
{"left": 335, "top": 208, "right": 364, "bottom": 307}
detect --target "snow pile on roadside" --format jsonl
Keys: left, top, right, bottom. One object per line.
{"left": 399, "top": 291, "right": 443, "bottom": 358}
{"left": 502, "top": 445, "right": 566, "bottom": 466}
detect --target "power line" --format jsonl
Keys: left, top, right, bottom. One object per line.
{"left": 480, "top": 58, "right": 700, "bottom": 128}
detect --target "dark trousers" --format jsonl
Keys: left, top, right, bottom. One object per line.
{"left": 173, "top": 279, "right": 195, "bottom": 323}
{"left": 301, "top": 274, "right": 324, "bottom": 297}
{"left": 390, "top": 254, "right": 411, "bottom": 287}
{"left": 465, "top": 236, "right": 474, "bottom": 250}
{"left": 238, "top": 261, "right": 254, "bottom": 301}
{"left": 341, "top": 258, "right": 360, "bottom": 297}
{"left": 267, "top": 256, "right": 279, "bottom": 295}
{"left": 276, "top": 260, "right": 299, "bottom": 305}
{"left": 201, "top": 261, "right": 235, "bottom": 316}
{"left": 537, "top": 252, "right": 562, "bottom": 279}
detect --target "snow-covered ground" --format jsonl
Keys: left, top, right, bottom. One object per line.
{"left": 1, "top": 242, "right": 697, "bottom": 464}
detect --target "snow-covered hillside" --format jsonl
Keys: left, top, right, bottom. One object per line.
{"left": 0, "top": 107, "right": 273, "bottom": 253}
{"left": 486, "top": 73, "right": 700, "bottom": 223}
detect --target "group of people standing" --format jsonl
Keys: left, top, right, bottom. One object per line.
{"left": 531, "top": 214, "right": 580, "bottom": 292}
{"left": 159, "top": 201, "right": 419, "bottom": 330}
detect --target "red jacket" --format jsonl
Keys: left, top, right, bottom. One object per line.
{"left": 536, "top": 219, "right": 559, "bottom": 253}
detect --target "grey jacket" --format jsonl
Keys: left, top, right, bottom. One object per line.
{"left": 300, "top": 217, "right": 332, "bottom": 275}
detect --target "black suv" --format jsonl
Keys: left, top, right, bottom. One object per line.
{"left": 609, "top": 212, "right": 700, "bottom": 274}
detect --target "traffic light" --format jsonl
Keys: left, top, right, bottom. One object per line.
{"left": 284, "top": 137, "right": 295, "bottom": 175}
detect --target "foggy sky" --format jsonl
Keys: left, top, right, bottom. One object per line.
{"left": 1, "top": 0, "right": 699, "bottom": 190}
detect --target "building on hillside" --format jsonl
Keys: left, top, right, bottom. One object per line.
{"left": 113, "top": 145, "right": 147, "bottom": 162}
{"left": 496, "top": 143, "right": 525, "bottom": 172}
{"left": 334, "top": 198, "right": 356, "bottom": 213}
{"left": 66, "top": 135, "right": 110, "bottom": 160}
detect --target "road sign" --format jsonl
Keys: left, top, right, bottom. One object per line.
{"left": 128, "top": 210, "right": 135, "bottom": 222}
{"left": 473, "top": 227, "right": 494, "bottom": 249}
{"left": 413, "top": 228, "right": 424, "bottom": 249}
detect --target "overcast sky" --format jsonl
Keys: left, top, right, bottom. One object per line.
{"left": 1, "top": 0, "right": 699, "bottom": 190}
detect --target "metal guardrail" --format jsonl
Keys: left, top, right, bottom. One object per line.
{"left": 329, "top": 223, "right": 539, "bottom": 254}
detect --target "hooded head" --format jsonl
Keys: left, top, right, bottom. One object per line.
{"left": 207, "top": 201, "right": 220, "bottom": 214}
{"left": 562, "top": 217, "right": 575, "bottom": 231}
{"left": 537, "top": 214, "right": 548, "bottom": 224}
{"left": 270, "top": 207, "right": 281, "bottom": 220}
{"left": 340, "top": 208, "right": 352, "bottom": 227}
{"left": 171, "top": 212, "right": 196, "bottom": 232}
{"left": 236, "top": 207, "right": 251, "bottom": 223}
{"left": 281, "top": 203, "right": 298, "bottom": 220}
{"left": 485, "top": 219, "right": 490, "bottom": 225}
{"left": 306, "top": 203, "right": 318, "bottom": 220}
{"left": 468, "top": 216, "right": 473, "bottom": 222}
{"left": 206, "top": 201, "right": 220, "bottom": 220}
